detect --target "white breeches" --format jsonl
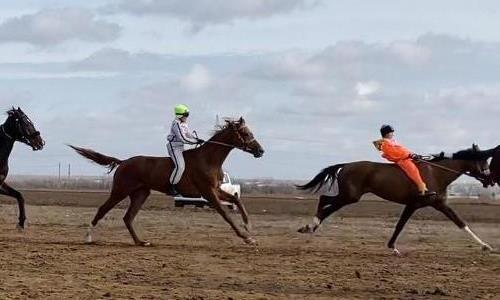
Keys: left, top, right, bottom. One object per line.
{"left": 167, "top": 143, "right": 185, "bottom": 185}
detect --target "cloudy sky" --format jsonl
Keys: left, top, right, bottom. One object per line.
{"left": 1, "top": 0, "right": 500, "bottom": 180}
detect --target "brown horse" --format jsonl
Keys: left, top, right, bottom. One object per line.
{"left": 70, "top": 117, "right": 264, "bottom": 246}
{"left": 1, "top": 107, "right": 45, "bottom": 229}
{"left": 298, "top": 145, "right": 495, "bottom": 255}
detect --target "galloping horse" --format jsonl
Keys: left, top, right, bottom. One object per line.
{"left": 70, "top": 117, "right": 264, "bottom": 246}
{"left": 0, "top": 107, "right": 45, "bottom": 229}
{"left": 486, "top": 146, "right": 500, "bottom": 186}
{"left": 298, "top": 145, "right": 495, "bottom": 255}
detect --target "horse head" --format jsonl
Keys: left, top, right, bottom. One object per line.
{"left": 452, "top": 144, "right": 491, "bottom": 186}
{"left": 4, "top": 107, "right": 45, "bottom": 151}
{"left": 216, "top": 117, "right": 264, "bottom": 158}
{"left": 488, "top": 145, "right": 500, "bottom": 187}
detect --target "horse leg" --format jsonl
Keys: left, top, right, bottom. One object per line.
{"left": 0, "top": 183, "right": 27, "bottom": 229}
{"left": 433, "top": 203, "right": 493, "bottom": 251}
{"left": 123, "top": 189, "right": 151, "bottom": 246}
{"left": 203, "top": 188, "right": 255, "bottom": 245}
{"left": 388, "top": 205, "right": 416, "bottom": 256}
{"left": 86, "top": 189, "right": 128, "bottom": 243}
{"left": 217, "top": 189, "right": 251, "bottom": 233}
{"left": 298, "top": 195, "right": 354, "bottom": 234}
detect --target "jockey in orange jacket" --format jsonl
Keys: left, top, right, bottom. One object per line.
{"left": 373, "top": 125, "right": 436, "bottom": 198}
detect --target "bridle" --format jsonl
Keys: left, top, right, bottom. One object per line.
{"left": 204, "top": 125, "right": 256, "bottom": 153}
{"left": 1, "top": 114, "right": 42, "bottom": 147}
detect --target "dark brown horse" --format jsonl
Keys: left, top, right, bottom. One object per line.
{"left": 486, "top": 146, "right": 500, "bottom": 186}
{"left": 298, "top": 145, "right": 495, "bottom": 255}
{"left": 1, "top": 107, "right": 45, "bottom": 229}
{"left": 70, "top": 117, "right": 264, "bottom": 246}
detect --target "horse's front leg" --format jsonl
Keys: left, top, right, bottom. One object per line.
{"left": 433, "top": 203, "right": 493, "bottom": 251}
{"left": 217, "top": 189, "right": 251, "bottom": 233}
{"left": 0, "top": 183, "right": 26, "bottom": 229}
{"left": 202, "top": 188, "right": 256, "bottom": 245}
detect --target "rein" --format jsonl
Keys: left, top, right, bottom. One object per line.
{"left": 204, "top": 139, "right": 254, "bottom": 153}
{"left": 202, "top": 124, "right": 255, "bottom": 153}
{"left": 416, "top": 158, "right": 477, "bottom": 179}
{"left": 0, "top": 125, "right": 13, "bottom": 140}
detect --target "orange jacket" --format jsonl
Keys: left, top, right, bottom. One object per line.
{"left": 377, "top": 138, "right": 411, "bottom": 162}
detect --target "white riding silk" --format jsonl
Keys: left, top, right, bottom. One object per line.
{"left": 166, "top": 119, "right": 199, "bottom": 185}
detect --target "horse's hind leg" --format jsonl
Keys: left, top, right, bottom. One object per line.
{"left": 388, "top": 205, "right": 417, "bottom": 256}
{"left": 86, "top": 189, "right": 128, "bottom": 243}
{"left": 298, "top": 195, "right": 355, "bottom": 233}
{"left": 124, "top": 189, "right": 151, "bottom": 246}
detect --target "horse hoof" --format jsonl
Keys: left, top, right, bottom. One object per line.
{"left": 138, "top": 241, "right": 152, "bottom": 247}
{"left": 482, "top": 245, "right": 493, "bottom": 252}
{"left": 244, "top": 237, "right": 258, "bottom": 245}
{"left": 16, "top": 224, "right": 24, "bottom": 231}
{"left": 85, "top": 235, "right": 93, "bottom": 244}
{"left": 298, "top": 225, "right": 314, "bottom": 234}
{"left": 392, "top": 249, "right": 402, "bottom": 257}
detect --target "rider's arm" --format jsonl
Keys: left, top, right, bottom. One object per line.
{"left": 381, "top": 141, "right": 411, "bottom": 162}
{"left": 173, "top": 122, "right": 199, "bottom": 144}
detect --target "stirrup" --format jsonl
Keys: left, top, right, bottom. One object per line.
{"left": 419, "top": 191, "right": 437, "bottom": 198}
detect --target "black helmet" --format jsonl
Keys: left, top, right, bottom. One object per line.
{"left": 380, "top": 125, "right": 394, "bottom": 137}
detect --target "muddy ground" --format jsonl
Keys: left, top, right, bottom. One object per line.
{"left": 1, "top": 190, "right": 499, "bottom": 299}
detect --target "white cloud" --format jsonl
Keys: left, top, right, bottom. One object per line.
{"left": 356, "top": 81, "right": 381, "bottom": 96}
{"left": 4, "top": 33, "right": 500, "bottom": 179}
{"left": 180, "top": 64, "right": 212, "bottom": 92}
{"left": 390, "top": 42, "right": 431, "bottom": 66}
{"left": 102, "top": 0, "right": 320, "bottom": 32}
{"left": 0, "top": 8, "right": 121, "bottom": 46}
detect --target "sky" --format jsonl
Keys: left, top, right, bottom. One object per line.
{"left": 1, "top": 0, "right": 500, "bottom": 180}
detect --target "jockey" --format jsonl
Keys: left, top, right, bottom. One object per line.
{"left": 373, "top": 125, "right": 436, "bottom": 198}
{"left": 166, "top": 104, "right": 204, "bottom": 195}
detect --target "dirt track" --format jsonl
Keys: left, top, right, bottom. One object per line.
{"left": 1, "top": 191, "right": 500, "bottom": 299}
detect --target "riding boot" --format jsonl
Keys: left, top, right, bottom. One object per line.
{"left": 419, "top": 190, "right": 437, "bottom": 199}
{"left": 167, "top": 184, "right": 179, "bottom": 196}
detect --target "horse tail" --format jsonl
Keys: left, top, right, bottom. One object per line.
{"left": 69, "top": 145, "right": 123, "bottom": 174}
{"left": 297, "top": 164, "right": 346, "bottom": 193}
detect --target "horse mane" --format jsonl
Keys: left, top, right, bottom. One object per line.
{"left": 452, "top": 146, "right": 492, "bottom": 161}
{"left": 212, "top": 118, "right": 242, "bottom": 136}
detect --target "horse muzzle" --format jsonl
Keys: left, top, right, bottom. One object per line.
{"left": 30, "top": 134, "right": 45, "bottom": 151}
{"left": 253, "top": 148, "right": 265, "bottom": 158}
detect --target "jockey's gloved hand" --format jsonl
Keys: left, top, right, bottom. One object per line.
{"left": 197, "top": 138, "right": 205, "bottom": 144}
{"left": 410, "top": 153, "right": 423, "bottom": 160}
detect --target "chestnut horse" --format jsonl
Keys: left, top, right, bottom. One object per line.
{"left": 298, "top": 145, "right": 495, "bottom": 255}
{"left": 70, "top": 118, "right": 264, "bottom": 246}
{"left": 0, "top": 107, "right": 45, "bottom": 229}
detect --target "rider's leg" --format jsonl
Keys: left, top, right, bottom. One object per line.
{"left": 167, "top": 143, "right": 185, "bottom": 195}
{"left": 397, "top": 159, "right": 435, "bottom": 197}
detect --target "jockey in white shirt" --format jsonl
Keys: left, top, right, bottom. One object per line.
{"left": 166, "top": 104, "right": 204, "bottom": 195}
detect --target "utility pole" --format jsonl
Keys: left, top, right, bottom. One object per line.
{"left": 68, "top": 164, "right": 71, "bottom": 179}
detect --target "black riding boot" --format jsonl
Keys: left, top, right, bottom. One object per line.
{"left": 167, "top": 184, "right": 179, "bottom": 196}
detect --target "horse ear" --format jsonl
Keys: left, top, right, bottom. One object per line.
{"left": 239, "top": 117, "right": 245, "bottom": 126}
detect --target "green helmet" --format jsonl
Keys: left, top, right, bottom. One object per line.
{"left": 174, "top": 104, "right": 190, "bottom": 117}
